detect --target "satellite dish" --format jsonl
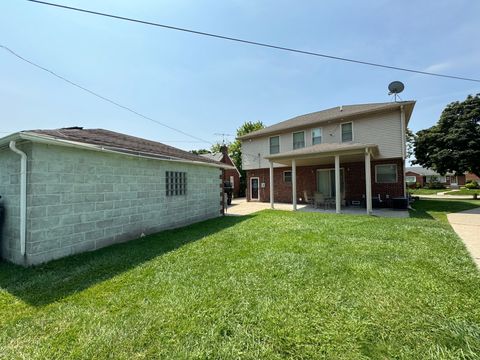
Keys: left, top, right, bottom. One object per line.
{"left": 388, "top": 81, "right": 404, "bottom": 101}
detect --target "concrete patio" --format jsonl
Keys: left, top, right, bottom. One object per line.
{"left": 225, "top": 198, "right": 409, "bottom": 218}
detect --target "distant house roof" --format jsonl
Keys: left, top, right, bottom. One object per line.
{"left": 200, "top": 153, "right": 223, "bottom": 162}
{"left": 200, "top": 152, "right": 241, "bottom": 176}
{"left": 0, "top": 128, "right": 232, "bottom": 169}
{"left": 238, "top": 101, "right": 416, "bottom": 140}
{"left": 405, "top": 166, "right": 456, "bottom": 176}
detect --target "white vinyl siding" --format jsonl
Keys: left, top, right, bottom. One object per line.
{"left": 269, "top": 136, "right": 280, "bottom": 154}
{"left": 341, "top": 122, "right": 353, "bottom": 142}
{"left": 293, "top": 131, "right": 305, "bottom": 149}
{"left": 312, "top": 128, "right": 322, "bottom": 145}
{"left": 375, "top": 164, "right": 397, "bottom": 183}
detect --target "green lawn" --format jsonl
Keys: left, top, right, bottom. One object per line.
{"left": 1, "top": 201, "right": 480, "bottom": 359}
{"left": 444, "top": 188, "right": 480, "bottom": 196}
{"left": 408, "top": 188, "right": 443, "bottom": 195}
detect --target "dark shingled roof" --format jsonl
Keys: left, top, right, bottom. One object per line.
{"left": 238, "top": 101, "right": 415, "bottom": 140}
{"left": 25, "top": 128, "right": 225, "bottom": 166}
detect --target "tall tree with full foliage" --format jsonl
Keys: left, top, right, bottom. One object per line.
{"left": 413, "top": 94, "right": 480, "bottom": 177}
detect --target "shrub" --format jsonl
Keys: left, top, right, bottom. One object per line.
{"left": 427, "top": 176, "right": 445, "bottom": 189}
{"left": 465, "top": 180, "right": 479, "bottom": 189}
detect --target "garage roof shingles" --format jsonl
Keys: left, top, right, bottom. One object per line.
{"left": 26, "top": 128, "right": 223, "bottom": 166}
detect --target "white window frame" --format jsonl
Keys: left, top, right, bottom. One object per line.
{"left": 269, "top": 135, "right": 280, "bottom": 155}
{"left": 292, "top": 130, "right": 305, "bottom": 150}
{"left": 375, "top": 164, "right": 398, "bottom": 184}
{"left": 312, "top": 127, "right": 322, "bottom": 145}
{"left": 341, "top": 122, "right": 354, "bottom": 143}
{"left": 283, "top": 171, "right": 292, "bottom": 184}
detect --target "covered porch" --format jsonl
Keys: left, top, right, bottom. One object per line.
{"left": 264, "top": 143, "right": 380, "bottom": 215}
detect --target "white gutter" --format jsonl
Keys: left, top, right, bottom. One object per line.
{"left": 9, "top": 141, "right": 27, "bottom": 257}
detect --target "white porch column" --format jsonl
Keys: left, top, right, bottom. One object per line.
{"left": 365, "top": 149, "right": 372, "bottom": 215}
{"left": 269, "top": 161, "right": 274, "bottom": 209}
{"left": 335, "top": 155, "right": 341, "bottom": 214}
{"left": 292, "top": 159, "right": 297, "bottom": 211}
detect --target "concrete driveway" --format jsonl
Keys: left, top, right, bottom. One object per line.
{"left": 447, "top": 207, "right": 480, "bottom": 268}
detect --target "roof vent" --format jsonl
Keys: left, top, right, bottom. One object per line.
{"left": 340, "top": 105, "right": 343, "bottom": 112}
{"left": 61, "top": 126, "right": 84, "bottom": 130}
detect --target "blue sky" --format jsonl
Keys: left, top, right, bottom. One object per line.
{"left": 1, "top": 0, "right": 479, "bottom": 151}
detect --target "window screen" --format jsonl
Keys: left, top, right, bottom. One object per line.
{"left": 283, "top": 171, "right": 292, "bottom": 183}
{"left": 341, "top": 122, "right": 353, "bottom": 142}
{"left": 270, "top": 136, "right": 280, "bottom": 154}
{"left": 312, "top": 128, "right": 322, "bottom": 145}
{"left": 293, "top": 131, "right": 305, "bottom": 149}
{"left": 375, "top": 164, "right": 397, "bottom": 183}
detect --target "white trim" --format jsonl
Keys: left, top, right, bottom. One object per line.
{"left": 250, "top": 177, "right": 260, "bottom": 201}
{"left": 341, "top": 121, "right": 354, "bottom": 143}
{"left": 312, "top": 127, "right": 322, "bottom": 145}
{"left": 375, "top": 163, "right": 398, "bottom": 183}
{"left": 283, "top": 170, "right": 292, "bottom": 183}
{"left": 292, "top": 159, "right": 297, "bottom": 210}
{"left": 335, "top": 155, "right": 341, "bottom": 213}
{"left": 269, "top": 135, "right": 280, "bottom": 155}
{"left": 365, "top": 149, "right": 372, "bottom": 215}
{"left": 269, "top": 162, "right": 274, "bottom": 209}
{"left": 292, "top": 130, "right": 306, "bottom": 150}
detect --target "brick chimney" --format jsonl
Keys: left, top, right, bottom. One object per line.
{"left": 220, "top": 145, "right": 228, "bottom": 162}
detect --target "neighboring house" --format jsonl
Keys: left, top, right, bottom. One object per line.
{"left": 405, "top": 167, "right": 466, "bottom": 187}
{"left": 0, "top": 128, "right": 232, "bottom": 266}
{"left": 201, "top": 146, "right": 241, "bottom": 197}
{"left": 239, "top": 101, "right": 416, "bottom": 214}
{"left": 466, "top": 173, "right": 480, "bottom": 183}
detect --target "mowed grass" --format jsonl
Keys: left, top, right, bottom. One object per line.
{"left": 444, "top": 188, "right": 480, "bottom": 196}
{"left": 1, "top": 201, "right": 480, "bottom": 359}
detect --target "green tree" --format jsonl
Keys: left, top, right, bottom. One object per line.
{"left": 413, "top": 94, "right": 480, "bottom": 177}
{"left": 406, "top": 127, "right": 416, "bottom": 159}
{"left": 190, "top": 149, "right": 211, "bottom": 155}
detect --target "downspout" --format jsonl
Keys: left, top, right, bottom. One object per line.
{"left": 400, "top": 105, "right": 407, "bottom": 197}
{"left": 9, "top": 141, "right": 27, "bottom": 257}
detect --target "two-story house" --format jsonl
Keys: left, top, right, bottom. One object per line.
{"left": 239, "top": 101, "right": 415, "bottom": 214}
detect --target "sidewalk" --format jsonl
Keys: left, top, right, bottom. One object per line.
{"left": 447, "top": 207, "right": 480, "bottom": 268}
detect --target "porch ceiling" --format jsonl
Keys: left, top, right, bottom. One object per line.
{"left": 264, "top": 143, "right": 378, "bottom": 166}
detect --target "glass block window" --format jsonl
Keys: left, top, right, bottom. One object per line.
{"left": 269, "top": 136, "right": 280, "bottom": 154}
{"left": 293, "top": 131, "right": 305, "bottom": 149}
{"left": 312, "top": 128, "right": 322, "bottom": 145}
{"left": 375, "top": 164, "right": 397, "bottom": 183}
{"left": 341, "top": 122, "right": 353, "bottom": 142}
{"left": 166, "top": 171, "right": 187, "bottom": 196}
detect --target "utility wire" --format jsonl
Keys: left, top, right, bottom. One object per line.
{"left": 27, "top": 0, "right": 480, "bottom": 83}
{"left": 0, "top": 44, "right": 213, "bottom": 145}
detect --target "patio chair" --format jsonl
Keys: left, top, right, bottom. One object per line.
{"left": 314, "top": 192, "right": 326, "bottom": 209}
{"left": 303, "top": 191, "right": 315, "bottom": 206}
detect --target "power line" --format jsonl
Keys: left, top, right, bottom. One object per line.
{"left": 0, "top": 44, "right": 213, "bottom": 145}
{"left": 27, "top": 0, "right": 480, "bottom": 83}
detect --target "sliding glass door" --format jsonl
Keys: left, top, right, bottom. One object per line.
{"left": 316, "top": 169, "right": 344, "bottom": 198}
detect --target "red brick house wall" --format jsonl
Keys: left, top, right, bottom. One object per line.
{"left": 246, "top": 158, "right": 404, "bottom": 206}
{"left": 406, "top": 171, "right": 467, "bottom": 188}
{"left": 219, "top": 147, "right": 241, "bottom": 197}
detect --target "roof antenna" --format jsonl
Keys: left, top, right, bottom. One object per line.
{"left": 214, "top": 133, "right": 233, "bottom": 145}
{"left": 388, "top": 81, "right": 404, "bottom": 102}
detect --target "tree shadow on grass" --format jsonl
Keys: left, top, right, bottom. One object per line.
{"left": 0, "top": 215, "right": 253, "bottom": 307}
{"left": 409, "top": 199, "right": 480, "bottom": 221}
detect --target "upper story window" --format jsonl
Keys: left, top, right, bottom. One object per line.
{"left": 312, "top": 128, "right": 322, "bottom": 145}
{"left": 375, "top": 164, "right": 397, "bottom": 183}
{"left": 341, "top": 122, "right": 353, "bottom": 142}
{"left": 269, "top": 136, "right": 280, "bottom": 154}
{"left": 293, "top": 131, "right": 305, "bottom": 149}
